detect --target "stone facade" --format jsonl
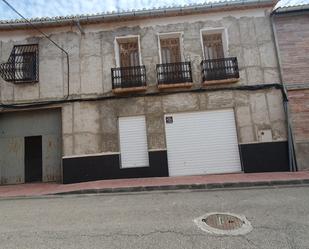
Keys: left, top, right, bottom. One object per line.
{"left": 60, "top": 88, "right": 286, "bottom": 157}
{"left": 0, "top": 5, "right": 291, "bottom": 183}
{"left": 0, "top": 9, "right": 280, "bottom": 102}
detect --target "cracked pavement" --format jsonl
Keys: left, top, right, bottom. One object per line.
{"left": 0, "top": 186, "right": 308, "bottom": 248}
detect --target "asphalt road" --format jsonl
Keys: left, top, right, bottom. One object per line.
{"left": 0, "top": 186, "right": 308, "bottom": 249}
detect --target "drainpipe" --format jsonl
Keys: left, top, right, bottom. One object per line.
{"left": 270, "top": 10, "right": 298, "bottom": 171}
{"left": 74, "top": 20, "right": 85, "bottom": 35}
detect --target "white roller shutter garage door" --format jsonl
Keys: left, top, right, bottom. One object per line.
{"left": 164, "top": 109, "right": 242, "bottom": 176}
{"left": 119, "top": 116, "right": 149, "bottom": 168}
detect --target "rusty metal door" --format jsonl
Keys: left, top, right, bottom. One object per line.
{"left": 25, "top": 136, "right": 42, "bottom": 183}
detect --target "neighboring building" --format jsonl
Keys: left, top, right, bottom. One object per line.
{"left": 272, "top": 4, "right": 309, "bottom": 171}
{"left": 0, "top": 0, "right": 290, "bottom": 185}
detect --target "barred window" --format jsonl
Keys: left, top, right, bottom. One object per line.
{"left": 0, "top": 44, "right": 39, "bottom": 83}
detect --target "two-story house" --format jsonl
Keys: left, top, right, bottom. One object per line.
{"left": 0, "top": 0, "right": 291, "bottom": 185}
{"left": 272, "top": 3, "right": 309, "bottom": 171}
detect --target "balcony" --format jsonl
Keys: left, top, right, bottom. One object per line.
{"left": 157, "top": 62, "right": 193, "bottom": 89}
{"left": 111, "top": 66, "right": 147, "bottom": 94}
{"left": 0, "top": 44, "right": 39, "bottom": 83}
{"left": 201, "top": 57, "right": 239, "bottom": 85}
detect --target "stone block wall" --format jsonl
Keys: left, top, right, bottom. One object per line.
{"left": 0, "top": 8, "right": 289, "bottom": 172}
{"left": 0, "top": 9, "right": 280, "bottom": 102}
{"left": 62, "top": 88, "right": 286, "bottom": 157}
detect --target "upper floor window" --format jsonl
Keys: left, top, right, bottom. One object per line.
{"left": 160, "top": 37, "right": 181, "bottom": 63}
{"left": 14, "top": 45, "right": 38, "bottom": 82}
{"left": 200, "top": 29, "right": 239, "bottom": 84}
{"left": 201, "top": 28, "right": 228, "bottom": 60}
{"left": 158, "top": 33, "right": 183, "bottom": 64}
{"left": 157, "top": 33, "right": 192, "bottom": 87}
{"left": 115, "top": 36, "right": 141, "bottom": 67}
{"left": 112, "top": 36, "right": 146, "bottom": 92}
{"left": 202, "top": 33, "right": 224, "bottom": 60}
{"left": 0, "top": 44, "right": 39, "bottom": 83}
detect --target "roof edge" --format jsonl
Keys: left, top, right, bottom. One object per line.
{"left": 0, "top": 0, "right": 276, "bottom": 30}
{"left": 273, "top": 3, "right": 309, "bottom": 15}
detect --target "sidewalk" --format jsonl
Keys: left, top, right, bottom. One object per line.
{"left": 0, "top": 171, "right": 309, "bottom": 198}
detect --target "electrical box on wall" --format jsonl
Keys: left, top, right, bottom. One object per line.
{"left": 257, "top": 129, "right": 272, "bottom": 142}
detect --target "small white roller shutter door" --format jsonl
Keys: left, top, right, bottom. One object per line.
{"left": 165, "top": 109, "right": 241, "bottom": 176}
{"left": 119, "top": 116, "right": 149, "bottom": 168}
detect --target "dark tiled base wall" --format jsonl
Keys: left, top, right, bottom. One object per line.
{"left": 63, "top": 150, "right": 168, "bottom": 184}
{"left": 240, "top": 141, "right": 290, "bottom": 173}
{"left": 63, "top": 142, "right": 290, "bottom": 184}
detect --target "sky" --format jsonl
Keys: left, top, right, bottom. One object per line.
{"left": 0, "top": 0, "right": 308, "bottom": 21}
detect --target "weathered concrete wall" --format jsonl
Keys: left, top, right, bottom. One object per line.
{"left": 0, "top": 8, "right": 279, "bottom": 102}
{"left": 0, "top": 8, "right": 287, "bottom": 173}
{"left": 0, "top": 109, "right": 62, "bottom": 184}
{"left": 62, "top": 89, "right": 286, "bottom": 157}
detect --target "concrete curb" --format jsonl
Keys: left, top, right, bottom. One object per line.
{"left": 52, "top": 178, "right": 309, "bottom": 196}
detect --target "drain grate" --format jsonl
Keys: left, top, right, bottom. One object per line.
{"left": 194, "top": 212, "right": 253, "bottom": 235}
{"left": 202, "top": 213, "right": 244, "bottom": 230}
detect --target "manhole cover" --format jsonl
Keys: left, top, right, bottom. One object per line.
{"left": 194, "top": 212, "right": 253, "bottom": 236}
{"left": 203, "top": 213, "right": 243, "bottom": 230}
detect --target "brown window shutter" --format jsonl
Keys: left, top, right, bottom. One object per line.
{"left": 119, "top": 40, "right": 139, "bottom": 67}
{"left": 160, "top": 38, "right": 181, "bottom": 63}
{"left": 203, "top": 33, "right": 224, "bottom": 60}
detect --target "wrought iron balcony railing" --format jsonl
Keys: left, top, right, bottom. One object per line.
{"left": 111, "top": 65, "right": 147, "bottom": 92}
{"left": 157, "top": 62, "right": 192, "bottom": 86}
{"left": 0, "top": 44, "right": 39, "bottom": 83}
{"left": 201, "top": 57, "right": 239, "bottom": 83}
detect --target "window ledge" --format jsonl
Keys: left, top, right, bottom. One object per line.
{"left": 203, "top": 78, "right": 239, "bottom": 85}
{"left": 112, "top": 86, "right": 147, "bottom": 94}
{"left": 158, "top": 82, "right": 193, "bottom": 89}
